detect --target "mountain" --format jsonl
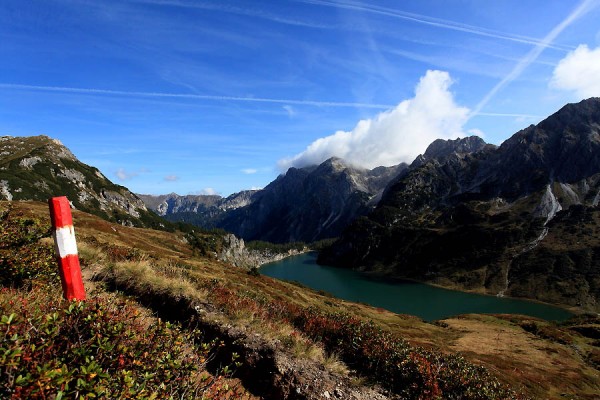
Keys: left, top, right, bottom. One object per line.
{"left": 138, "top": 191, "right": 258, "bottom": 216}
{"left": 410, "top": 135, "right": 490, "bottom": 168}
{"left": 227, "top": 158, "right": 408, "bottom": 243}
{"left": 137, "top": 190, "right": 258, "bottom": 228}
{"left": 320, "top": 98, "right": 600, "bottom": 311}
{"left": 0, "top": 135, "right": 164, "bottom": 228}
{"left": 219, "top": 157, "right": 408, "bottom": 243}
{"left": 141, "top": 158, "right": 407, "bottom": 243}
{"left": 137, "top": 193, "right": 222, "bottom": 215}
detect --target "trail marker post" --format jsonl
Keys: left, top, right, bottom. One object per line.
{"left": 48, "top": 196, "right": 86, "bottom": 301}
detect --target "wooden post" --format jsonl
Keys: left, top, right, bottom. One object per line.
{"left": 48, "top": 196, "right": 86, "bottom": 301}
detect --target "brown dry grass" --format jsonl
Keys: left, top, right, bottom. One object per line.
{"left": 443, "top": 315, "right": 600, "bottom": 399}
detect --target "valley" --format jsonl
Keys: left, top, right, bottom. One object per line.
{"left": 139, "top": 98, "right": 600, "bottom": 314}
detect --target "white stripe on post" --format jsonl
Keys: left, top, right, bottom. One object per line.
{"left": 54, "top": 226, "right": 79, "bottom": 258}
{"left": 49, "top": 196, "right": 86, "bottom": 301}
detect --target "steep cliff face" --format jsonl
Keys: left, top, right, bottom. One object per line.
{"left": 421, "top": 136, "right": 489, "bottom": 163}
{"left": 0, "top": 135, "right": 163, "bottom": 228}
{"left": 217, "top": 158, "right": 407, "bottom": 243}
{"left": 321, "top": 98, "right": 600, "bottom": 310}
{"left": 217, "top": 234, "right": 307, "bottom": 269}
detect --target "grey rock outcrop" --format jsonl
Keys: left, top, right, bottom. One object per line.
{"left": 423, "top": 136, "right": 489, "bottom": 161}
{"left": 218, "top": 233, "right": 307, "bottom": 269}
{"left": 0, "top": 135, "right": 163, "bottom": 228}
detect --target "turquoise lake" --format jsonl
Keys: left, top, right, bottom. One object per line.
{"left": 260, "top": 253, "right": 574, "bottom": 321}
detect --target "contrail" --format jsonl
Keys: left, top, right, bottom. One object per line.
{"left": 2, "top": 83, "right": 548, "bottom": 119}
{"left": 137, "top": 0, "right": 573, "bottom": 51}
{"left": 0, "top": 83, "right": 393, "bottom": 109}
{"left": 131, "top": 0, "right": 334, "bottom": 30}
{"left": 470, "top": 0, "right": 599, "bottom": 118}
{"left": 299, "top": 0, "right": 574, "bottom": 51}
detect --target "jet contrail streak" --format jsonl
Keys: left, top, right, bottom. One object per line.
{"left": 0, "top": 83, "right": 393, "bottom": 109}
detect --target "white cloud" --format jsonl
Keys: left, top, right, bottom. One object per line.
{"left": 278, "top": 70, "right": 470, "bottom": 170}
{"left": 115, "top": 168, "right": 138, "bottom": 181}
{"left": 550, "top": 44, "right": 600, "bottom": 98}
{"left": 199, "top": 187, "right": 217, "bottom": 195}
{"left": 470, "top": 0, "right": 597, "bottom": 117}
{"left": 241, "top": 168, "right": 258, "bottom": 174}
{"left": 164, "top": 174, "right": 179, "bottom": 181}
{"left": 283, "top": 105, "right": 296, "bottom": 117}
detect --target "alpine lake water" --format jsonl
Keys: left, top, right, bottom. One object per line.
{"left": 260, "top": 252, "right": 574, "bottom": 322}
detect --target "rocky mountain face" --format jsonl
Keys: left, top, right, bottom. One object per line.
{"left": 138, "top": 191, "right": 257, "bottom": 216}
{"left": 0, "top": 135, "right": 164, "bottom": 228}
{"left": 320, "top": 98, "right": 600, "bottom": 311}
{"left": 215, "top": 157, "right": 407, "bottom": 243}
{"left": 410, "top": 135, "right": 490, "bottom": 168}
{"left": 141, "top": 158, "right": 407, "bottom": 243}
{"left": 137, "top": 193, "right": 221, "bottom": 216}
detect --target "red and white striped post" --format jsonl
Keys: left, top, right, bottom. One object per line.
{"left": 48, "top": 196, "right": 86, "bottom": 301}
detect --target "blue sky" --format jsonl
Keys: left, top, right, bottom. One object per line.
{"left": 2, "top": 0, "right": 600, "bottom": 196}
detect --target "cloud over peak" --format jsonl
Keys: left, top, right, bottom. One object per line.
{"left": 278, "top": 70, "right": 470, "bottom": 170}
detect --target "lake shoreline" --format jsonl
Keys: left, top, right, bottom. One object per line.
{"left": 353, "top": 269, "right": 584, "bottom": 317}
{"left": 261, "top": 252, "right": 575, "bottom": 321}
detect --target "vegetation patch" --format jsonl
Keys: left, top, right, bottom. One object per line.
{"left": 93, "top": 236, "right": 524, "bottom": 398}
{"left": 204, "top": 281, "right": 524, "bottom": 399}
{"left": 0, "top": 287, "right": 243, "bottom": 399}
{"left": 4, "top": 201, "right": 599, "bottom": 399}
{"left": 0, "top": 204, "right": 56, "bottom": 288}
{"left": 0, "top": 203, "right": 248, "bottom": 399}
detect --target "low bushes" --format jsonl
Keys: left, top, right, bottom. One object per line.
{"left": 0, "top": 205, "right": 56, "bottom": 287}
{"left": 204, "top": 280, "right": 524, "bottom": 399}
{"left": 0, "top": 287, "right": 243, "bottom": 399}
{"left": 0, "top": 204, "right": 243, "bottom": 399}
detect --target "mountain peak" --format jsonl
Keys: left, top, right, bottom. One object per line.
{"left": 313, "top": 157, "right": 354, "bottom": 174}
{"left": 497, "top": 97, "right": 600, "bottom": 183}
{"left": 322, "top": 99, "right": 600, "bottom": 311}
{"left": 423, "top": 136, "right": 488, "bottom": 161}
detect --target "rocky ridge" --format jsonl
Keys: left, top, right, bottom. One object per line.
{"left": 0, "top": 135, "right": 163, "bottom": 228}
{"left": 138, "top": 190, "right": 258, "bottom": 229}
{"left": 138, "top": 190, "right": 258, "bottom": 217}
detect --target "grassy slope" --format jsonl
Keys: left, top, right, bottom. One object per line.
{"left": 2, "top": 201, "right": 599, "bottom": 399}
